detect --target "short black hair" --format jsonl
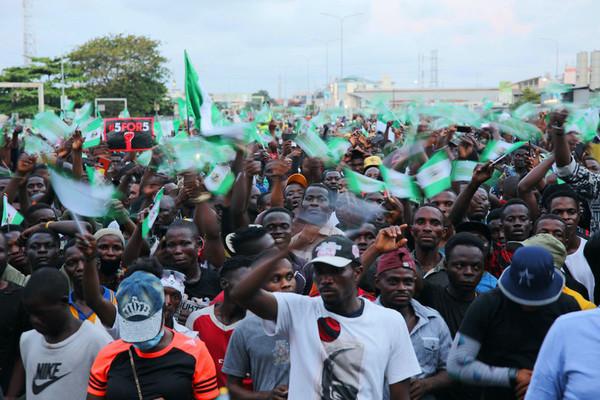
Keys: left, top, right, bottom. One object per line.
{"left": 219, "top": 255, "right": 255, "bottom": 280}
{"left": 322, "top": 169, "right": 341, "bottom": 180}
{"left": 445, "top": 232, "right": 486, "bottom": 260}
{"left": 534, "top": 214, "right": 567, "bottom": 232}
{"left": 24, "top": 267, "right": 69, "bottom": 303}
{"left": 257, "top": 192, "right": 271, "bottom": 208}
{"left": 230, "top": 226, "right": 269, "bottom": 254}
{"left": 167, "top": 219, "right": 199, "bottom": 238}
{"left": 26, "top": 228, "right": 60, "bottom": 249}
{"left": 25, "top": 203, "right": 54, "bottom": 221}
{"left": 262, "top": 207, "right": 294, "bottom": 222}
{"left": 486, "top": 208, "right": 502, "bottom": 223}
{"left": 542, "top": 184, "right": 580, "bottom": 211}
{"left": 303, "top": 183, "right": 336, "bottom": 206}
{"left": 500, "top": 199, "right": 531, "bottom": 220}
{"left": 413, "top": 204, "right": 445, "bottom": 223}
{"left": 64, "top": 238, "right": 78, "bottom": 252}
{"left": 584, "top": 231, "right": 600, "bottom": 271}
{"left": 125, "top": 257, "right": 163, "bottom": 279}
{"left": 27, "top": 173, "right": 46, "bottom": 181}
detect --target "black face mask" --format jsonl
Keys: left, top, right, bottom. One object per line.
{"left": 99, "top": 258, "right": 121, "bottom": 276}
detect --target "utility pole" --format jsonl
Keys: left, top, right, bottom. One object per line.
{"left": 23, "top": 0, "right": 35, "bottom": 65}
{"left": 320, "top": 12, "right": 364, "bottom": 80}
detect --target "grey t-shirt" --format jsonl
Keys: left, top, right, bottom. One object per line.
{"left": 20, "top": 320, "right": 112, "bottom": 400}
{"left": 222, "top": 313, "right": 290, "bottom": 391}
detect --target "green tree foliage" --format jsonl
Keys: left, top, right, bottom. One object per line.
{"left": 69, "top": 34, "right": 170, "bottom": 117}
{"left": 512, "top": 87, "right": 541, "bottom": 109}
{"left": 0, "top": 57, "right": 87, "bottom": 117}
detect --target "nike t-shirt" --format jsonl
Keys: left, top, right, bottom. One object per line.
{"left": 20, "top": 320, "right": 112, "bottom": 400}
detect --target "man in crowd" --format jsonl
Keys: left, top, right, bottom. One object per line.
{"left": 410, "top": 205, "right": 448, "bottom": 287}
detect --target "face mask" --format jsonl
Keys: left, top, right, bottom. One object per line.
{"left": 133, "top": 328, "right": 164, "bottom": 352}
{"left": 99, "top": 258, "right": 121, "bottom": 276}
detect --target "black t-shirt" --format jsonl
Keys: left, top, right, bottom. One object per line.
{"left": 458, "top": 288, "right": 580, "bottom": 400}
{"left": 0, "top": 282, "right": 30, "bottom": 392}
{"left": 176, "top": 266, "right": 221, "bottom": 324}
{"left": 417, "top": 282, "right": 474, "bottom": 337}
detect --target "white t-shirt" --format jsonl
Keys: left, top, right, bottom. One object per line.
{"left": 565, "top": 238, "right": 595, "bottom": 300}
{"left": 20, "top": 320, "right": 112, "bottom": 400}
{"left": 265, "top": 292, "right": 421, "bottom": 400}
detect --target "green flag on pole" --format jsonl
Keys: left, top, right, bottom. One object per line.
{"left": 451, "top": 160, "right": 479, "bottom": 182}
{"left": 379, "top": 165, "right": 420, "bottom": 200}
{"left": 184, "top": 50, "right": 213, "bottom": 132}
{"left": 82, "top": 118, "right": 103, "bottom": 149}
{"left": 1, "top": 195, "right": 24, "bottom": 226}
{"left": 480, "top": 140, "right": 527, "bottom": 162}
{"left": 416, "top": 150, "right": 452, "bottom": 198}
{"left": 344, "top": 168, "right": 386, "bottom": 194}
{"left": 204, "top": 165, "right": 235, "bottom": 196}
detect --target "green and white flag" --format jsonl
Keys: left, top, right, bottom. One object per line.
{"left": 452, "top": 160, "right": 478, "bottom": 182}
{"left": 118, "top": 108, "right": 130, "bottom": 118}
{"left": 74, "top": 103, "right": 93, "bottom": 126}
{"left": 24, "top": 135, "right": 53, "bottom": 155}
{"left": 142, "top": 187, "right": 164, "bottom": 238}
{"left": 295, "top": 126, "right": 329, "bottom": 159}
{"left": 82, "top": 118, "right": 103, "bottom": 149}
{"left": 1, "top": 195, "right": 24, "bottom": 226}
{"left": 379, "top": 165, "right": 420, "bottom": 200}
{"left": 49, "top": 168, "right": 117, "bottom": 217}
{"left": 416, "top": 150, "right": 452, "bottom": 198}
{"left": 32, "top": 111, "right": 71, "bottom": 141}
{"left": 184, "top": 50, "right": 213, "bottom": 132}
{"left": 480, "top": 140, "right": 527, "bottom": 162}
{"left": 204, "top": 165, "right": 235, "bottom": 196}
{"left": 344, "top": 168, "right": 386, "bottom": 194}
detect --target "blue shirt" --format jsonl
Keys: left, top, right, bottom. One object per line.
{"left": 476, "top": 271, "right": 498, "bottom": 294}
{"left": 526, "top": 308, "right": 600, "bottom": 400}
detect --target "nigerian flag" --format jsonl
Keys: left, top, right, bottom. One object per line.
{"left": 82, "top": 118, "right": 103, "bottom": 149}
{"left": 142, "top": 187, "right": 164, "bottom": 238}
{"left": 416, "top": 151, "right": 452, "bottom": 198}
{"left": 344, "top": 168, "right": 386, "bottom": 194}
{"left": 480, "top": 140, "right": 527, "bottom": 162}
{"left": 184, "top": 50, "right": 213, "bottom": 132}
{"left": 204, "top": 165, "right": 235, "bottom": 196}
{"left": 452, "top": 160, "right": 478, "bottom": 182}
{"left": 1, "top": 195, "right": 24, "bottom": 226}
{"left": 379, "top": 165, "right": 420, "bottom": 200}
{"left": 118, "top": 108, "right": 130, "bottom": 118}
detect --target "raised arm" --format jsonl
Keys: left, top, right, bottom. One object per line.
{"left": 549, "top": 110, "right": 570, "bottom": 167}
{"left": 449, "top": 162, "right": 493, "bottom": 227}
{"left": 77, "top": 232, "right": 117, "bottom": 328}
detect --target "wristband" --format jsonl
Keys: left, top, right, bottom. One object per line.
{"left": 45, "top": 221, "right": 53, "bottom": 230}
{"left": 508, "top": 368, "right": 518, "bottom": 387}
{"left": 190, "top": 192, "right": 212, "bottom": 204}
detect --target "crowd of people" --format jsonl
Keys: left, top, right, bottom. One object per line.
{"left": 0, "top": 102, "right": 599, "bottom": 400}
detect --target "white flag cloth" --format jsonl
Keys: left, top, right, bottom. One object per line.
{"left": 49, "top": 169, "right": 116, "bottom": 217}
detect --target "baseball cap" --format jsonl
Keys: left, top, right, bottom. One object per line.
{"left": 306, "top": 236, "right": 360, "bottom": 268}
{"left": 376, "top": 247, "right": 416, "bottom": 276}
{"left": 363, "top": 155, "right": 382, "bottom": 170}
{"left": 116, "top": 271, "right": 165, "bottom": 343}
{"left": 286, "top": 173, "right": 308, "bottom": 188}
{"left": 160, "top": 269, "right": 186, "bottom": 296}
{"left": 519, "top": 234, "right": 567, "bottom": 268}
{"left": 498, "top": 246, "right": 565, "bottom": 306}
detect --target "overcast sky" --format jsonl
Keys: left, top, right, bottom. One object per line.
{"left": 2, "top": 0, "right": 599, "bottom": 97}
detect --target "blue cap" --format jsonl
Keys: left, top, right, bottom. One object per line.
{"left": 116, "top": 271, "right": 165, "bottom": 343}
{"left": 498, "top": 246, "right": 564, "bottom": 306}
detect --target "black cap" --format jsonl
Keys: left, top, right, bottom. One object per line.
{"left": 306, "top": 235, "right": 361, "bottom": 268}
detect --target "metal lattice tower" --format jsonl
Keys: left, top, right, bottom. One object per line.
{"left": 429, "top": 49, "right": 438, "bottom": 88}
{"left": 418, "top": 52, "right": 426, "bottom": 88}
{"left": 23, "top": 0, "right": 35, "bottom": 65}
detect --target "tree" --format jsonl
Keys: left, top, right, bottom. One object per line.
{"left": 512, "top": 87, "right": 541, "bottom": 109}
{"left": 69, "top": 34, "right": 170, "bottom": 116}
{"left": 0, "top": 57, "right": 88, "bottom": 117}
{"left": 251, "top": 90, "right": 273, "bottom": 107}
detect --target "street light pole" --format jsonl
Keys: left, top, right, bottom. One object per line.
{"left": 321, "top": 12, "right": 364, "bottom": 80}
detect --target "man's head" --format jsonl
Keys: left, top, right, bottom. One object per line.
{"left": 486, "top": 208, "right": 504, "bottom": 244}
{"left": 375, "top": 248, "right": 417, "bottom": 310}
{"left": 300, "top": 184, "right": 335, "bottom": 224}
{"left": 347, "top": 150, "right": 365, "bottom": 172}
{"left": 284, "top": 182, "right": 305, "bottom": 211}
{"left": 364, "top": 166, "right": 381, "bottom": 180}
{"left": 219, "top": 256, "right": 253, "bottom": 295}
{"left": 142, "top": 175, "right": 166, "bottom": 199}
{"left": 467, "top": 187, "right": 490, "bottom": 222}
{"left": 26, "top": 229, "right": 61, "bottom": 271}
{"left": 444, "top": 232, "right": 486, "bottom": 292}
{"left": 249, "top": 186, "right": 261, "bottom": 213}
{"left": 347, "top": 223, "right": 377, "bottom": 256}
{"left": 512, "top": 147, "right": 529, "bottom": 172}
{"left": 161, "top": 269, "right": 186, "bottom": 320}
{"left": 533, "top": 214, "right": 567, "bottom": 246}
{"left": 262, "top": 208, "right": 294, "bottom": 249}
{"left": 228, "top": 225, "right": 274, "bottom": 256}
{"left": 23, "top": 267, "right": 71, "bottom": 337}
{"left": 429, "top": 190, "right": 457, "bottom": 218}
{"left": 307, "top": 236, "right": 362, "bottom": 310}
{"left": 0, "top": 226, "right": 25, "bottom": 272}
{"left": 157, "top": 195, "right": 178, "bottom": 228}
{"left": 323, "top": 170, "right": 342, "bottom": 192}
{"left": 544, "top": 186, "right": 580, "bottom": 239}
{"left": 25, "top": 203, "right": 56, "bottom": 227}
{"left": 520, "top": 234, "right": 567, "bottom": 270}
{"left": 456, "top": 221, "right": 492, "bottom": 256}
{"left": 26, "top": 174, "right": 47, "bottom": 197}
{"left": 500, "top": 199, "right": 532, "bottom": 241}
{"left": 94, "top": 229, "right": 125, "bottom": 276}
{"left": 257, "top": 192, "right": 272, "bottom": 214}
{"left": 410, "top": 205, "right": 446, "bottom": 252}
{"left": 263, "top": 257, "right": 296, "bottom": 293}
{"left": 165, "top": 220, "right": 200, "bottom": 272}
{"left": 63, "top": 240, "right": 84, "bottom": 289}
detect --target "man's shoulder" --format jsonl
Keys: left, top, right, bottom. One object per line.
{"left": 554, "top": 292, "right": 583, "bottom": 313}
{"left": 79, "top": 320, "right": 113, "bottom": 344}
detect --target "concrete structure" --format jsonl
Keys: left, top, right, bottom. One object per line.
{"left": 0, "top": 82, "right": 44, "bottom": 112}
{"left": 564, "top": 66, "right": 576, "bottom": 85}
{"left": 590, "top": 50, "right": 600, "bottom": 91}
{"left": 576, "top": 51, "right": 590, "bottom": 87}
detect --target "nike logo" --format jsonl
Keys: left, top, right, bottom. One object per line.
{"left": 32, "top": 372, "right": 71, "bottom": 394}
